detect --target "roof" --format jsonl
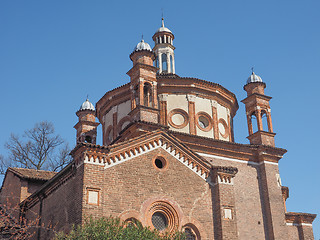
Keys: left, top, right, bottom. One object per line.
{"left": 133, "top": 39, "right": 152, "bottom": 53}
{"left": 8, "top": 168, "right": 57, "bottom": 181}
{"left": 79, "top": 98, "right": 95, "bottom": 111}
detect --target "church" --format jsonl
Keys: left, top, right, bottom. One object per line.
{"left": 0, "top": 19, "right": 316, "bottom": 239}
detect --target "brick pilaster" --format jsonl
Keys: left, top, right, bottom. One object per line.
{"left": 187, "top": 94, "right": 196, "bottom": 135}
{"left": 211, "top": 166, "right": 238, "bottom": 240}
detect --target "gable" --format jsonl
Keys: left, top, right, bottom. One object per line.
{"left": 80, "top": 131, "right": 211, "bottom": 181}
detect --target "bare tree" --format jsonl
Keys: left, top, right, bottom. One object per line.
{"left": 1, "top": 121, "right": 72, "bottom": 174}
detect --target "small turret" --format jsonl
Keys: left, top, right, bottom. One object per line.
{"left": 152, "top": 18, "right": 175, "bottom": 74}
{"left": 74, "top": 98, "right": 99, "bottom": 144}
{"left": 242, "top": 70, "right": 275, "bottom": 146}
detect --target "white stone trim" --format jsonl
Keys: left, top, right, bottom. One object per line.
{"left": 82, "top": 139, "right": 209, "bottom": 180}
{"left": 197, "top": 152, "right": 278, "bottom": 166}
{"left": 286, "top": 222, "right": 313, "bottom": 227}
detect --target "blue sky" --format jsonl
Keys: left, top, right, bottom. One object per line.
{"left": 1, "top": 0, "right": 319, "bottom": 238}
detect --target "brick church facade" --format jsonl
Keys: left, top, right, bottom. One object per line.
{"left": 0, "top": 19, "right": 316, "bottom": 239}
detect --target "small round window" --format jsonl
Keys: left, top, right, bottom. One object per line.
{"left": 196, "top": 112, "right": 213, "bottom": 132}
{"left": 198, "top": 116, "right": 209, "bottom": 129}
{"left": 155, "top": 159, "right": 164, "bottom": 169}
{"left": 152, "top": 212, "right": 168, "bottom": 231}
{"left": 153, "top": 157, "right": 167, "bottom": 171}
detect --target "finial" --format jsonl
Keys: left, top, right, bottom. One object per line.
{"left": 161, "top": 9, "right": 165, "bottom": 27}
{"left": 141, "top": 33, "right": 144, "bottom": 42}
{"left": 86, "top": 94, "right": 89, "bottom": 101}
{"left": 251, "top": 67, "right": 254, "bottom": 74}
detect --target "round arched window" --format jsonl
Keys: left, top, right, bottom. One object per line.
{"left": 152, "top": 212, "right": 168, "bottom": 231}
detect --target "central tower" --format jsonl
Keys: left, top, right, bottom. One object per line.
{"left": 152, "top": 18, "right": 175, "bottom": 74}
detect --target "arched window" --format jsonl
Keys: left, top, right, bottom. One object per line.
{"left": 185, "top": 228, "right": 196, "bottom": 240}
{"left": 143, "top": 83, "right": 152, "bottom": 107}
{"left": 261, "top": 110, "right": 269, "bottom": 132}
{"left": 154, "top": 56, "right": 159, "bottom": 68}
{"left": 162, "top": 53, "right": 167, "bottom": 73}
{"left": 250, "top": 112, "right": 258, "bottom": 133}
{"left": 170, "top": 55, "right": 173, "bottom": 73}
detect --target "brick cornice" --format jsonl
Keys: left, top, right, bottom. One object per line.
{"left": 126, "top": 63, "right": 158, "bottom": 77}
{"left": 285, "top": 212, "right": 317, "bottom": 225}
{"left": 241, "top": 93, "right": 272, "bottom": 104}
{"left": 157, "top": 77, "right": 238, "bottom": 117}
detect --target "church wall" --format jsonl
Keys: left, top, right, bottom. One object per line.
{"left": 286, "top": 225, "right": 301, "bottom": 239}
{"left": 216, "top": 103, "right": 230, "bottom": 141}
{"left": 166, "top": 94, "right": 189, "bottom": 133}
{"left": 24, "top": 165, "right": 84, "bottom": 240}
{"left": 117, "top": 100, "right": 131, "bottom": 121}
{"left": 194, "top": 96, "right": 214, "bottom": 138}
{"left": 0, "top": 172, "right": 22, "bottom": 220}
{"left": 102, "top": 100, "right": 131, "bottom": 144}
{"left": 202, "top": 155, "right": 267, "bottom": 239}
{"left": 260, "top": 162, "right": 288, "bottom": 239}
{"left": 81, "top": 148, "right": 213, "bottom": 239}
{"left": 165, "top": 94, "right": 231, "bottom": 142}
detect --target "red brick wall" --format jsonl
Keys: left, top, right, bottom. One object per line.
{"left": 0, "top": 171, "right": 22, "bottom": 219}
{"left": 23, "top": 165, "right": 84, "bottom": 239}
{"left": 82, "top": 148, "right": 213, "bottom": 239}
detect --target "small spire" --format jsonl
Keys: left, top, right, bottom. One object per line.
{"left": 251, "top": 67, "right": 254, "bottom": 74}
{"left": 86, "top": 94, "right": 89, "bottom": 101}
{"left": 161, "top": 17, "right": 164, "bottom": 28}
{"left": 141, "top": 33, "right": 144, "bottom": 42}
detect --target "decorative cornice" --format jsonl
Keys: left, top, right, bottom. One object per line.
{"left": 211, "top": 166, "right": 238, "bottom": 185}
{"left": 74, "top": 131, "right": 211, "bottom": 181}
{"left": 285, "top": 212, "right": 317, "bottom": 226}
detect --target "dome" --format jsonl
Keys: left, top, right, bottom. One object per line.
{"left": 79, "top": 99, "right": 95, "bottom": 111}
{"left": 156, "top": 18, "right": 172, "bottom": 33}
{"left": 133, "top": 39, "right": 152, "bottom": 53}
{"left": 246, "top": 72, "right": 263, "bottom": 84}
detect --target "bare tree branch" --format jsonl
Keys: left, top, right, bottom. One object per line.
{"left": 2, "top": 121, "right": 71, "bottom": 174}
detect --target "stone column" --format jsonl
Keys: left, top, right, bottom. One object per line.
{"left": 211, "top": 166, "right": 238, "bottom": 240}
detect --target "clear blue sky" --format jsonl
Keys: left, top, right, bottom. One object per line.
{"left": 1, "top": 0, "right": 319, "bottom": 238}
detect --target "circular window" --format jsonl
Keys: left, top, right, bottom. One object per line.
{"left": 153, "top": 156, "right": 168, "bottom": 171}
{"left": 152, "top": 212, "right": 168, "bottom": 231}
{"left": 196, "top": 112, "right": 213, "bottom": 132}
{"left": 198, "top": 116, "right": 209, "bottom": 129}
{"left": 168, "top": 109, "right": 189, "bottom": 129}
{"left": 155, "top": 159, "right": 164, "bottom": 169}
{"left": 218, "top": 118, "right": 229, "bottom": 139}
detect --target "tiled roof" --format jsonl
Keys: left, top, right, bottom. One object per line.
{"left": 8, "top": 168, "right": 57, "bottom": 181}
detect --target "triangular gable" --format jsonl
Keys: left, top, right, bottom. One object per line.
{"left": 81, "top": 130, "right": 211, "bottom": 180}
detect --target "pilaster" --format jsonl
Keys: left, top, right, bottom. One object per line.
{"left": 211, "top": 166, "right": 238, "bottom": 240}
{"left": 187, "top": 94, "right": 196, "bottom": 135}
